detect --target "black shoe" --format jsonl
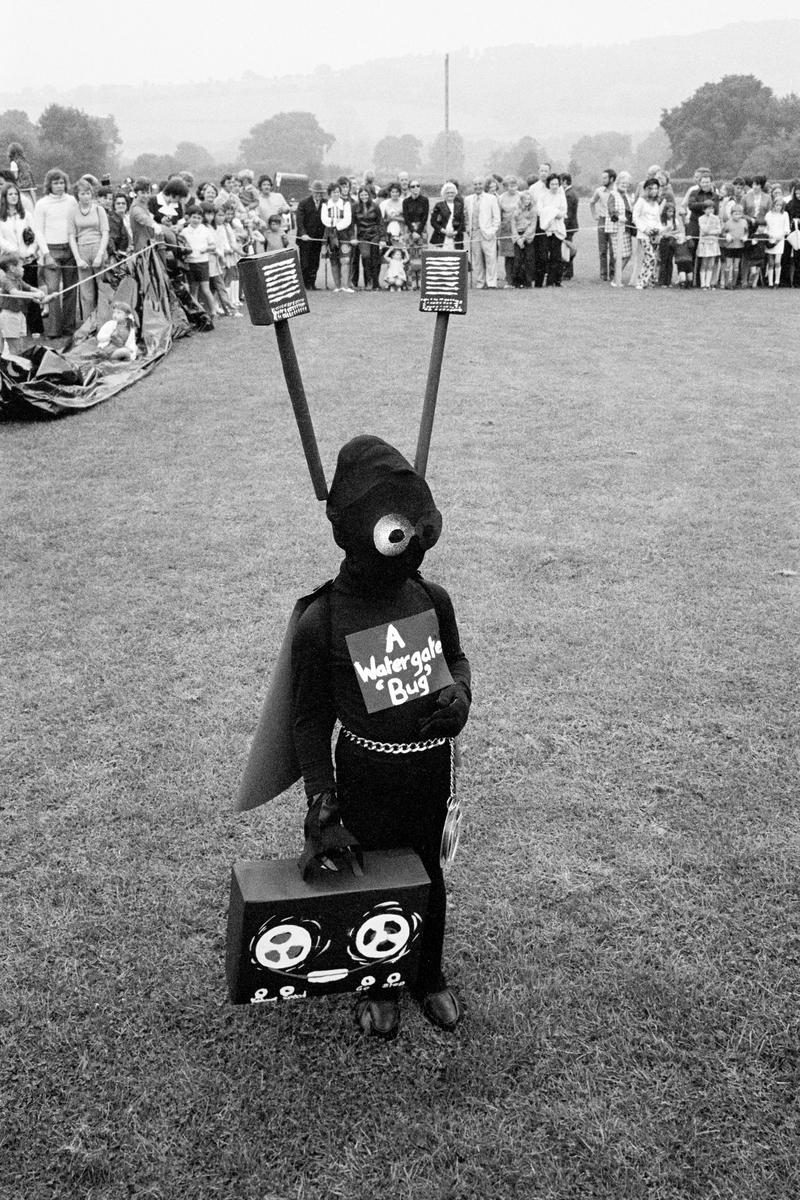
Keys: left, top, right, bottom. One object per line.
{"left": 355, "top": 998, "right": 400, "bottom": 1040}
{"left": 421, "top": 987, "right": 463, "bottom": 1032}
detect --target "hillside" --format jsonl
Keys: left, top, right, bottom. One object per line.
{"left": 2, "top": 20, "right": 799, "bottom": 164}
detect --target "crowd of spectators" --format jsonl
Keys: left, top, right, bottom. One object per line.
{"left": 3, "top": 143, "right": 798, "bottom": 356}
{"left": 589, "top": 165, "right": 800, "bottom": 289}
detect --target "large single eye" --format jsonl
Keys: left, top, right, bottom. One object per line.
{"left": 373, "top": 513, "right": 415, "bottom": 557}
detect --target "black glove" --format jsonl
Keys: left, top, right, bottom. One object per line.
{"left": 418, "top": 683, "right": 471, "bottom": 738}
{"left": 304, "top": 790, "right": 340, "bottom": 841}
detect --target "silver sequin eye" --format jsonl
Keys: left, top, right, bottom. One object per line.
{"left": 373, "top": 513, "right": 415, "bottom": 556}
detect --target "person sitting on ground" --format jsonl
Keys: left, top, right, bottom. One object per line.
{"left": 383, "top": 239, "right": 409, "bottom": 290}
{"left": 96, "top": 299, "right": 138, "bottom": 360}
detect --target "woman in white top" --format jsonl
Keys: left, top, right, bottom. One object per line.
{"left": 33, "top": 168, "right": 79, "bottom": 336}
{"left": 537, "top": 173, "right": 568, "bottom": 287}
{"left": 256, "top": 175, "right": 288, "bottom": 226}
{"left": 320, "top": 182, "right": 353, "bottom": 292}
{"left": 0, "top": 181, "right": 45, "bottom": 334}
{"left": 632, "top": 177, "right": 662, "bottom": 288}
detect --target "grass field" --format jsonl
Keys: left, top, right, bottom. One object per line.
{"left": 3, "top": 274, "right": 799, "bottom": 1200}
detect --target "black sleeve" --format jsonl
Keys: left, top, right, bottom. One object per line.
{"left": 296, "top": 199, "right": 308, "bottom": 238}
{"left": 421, "top": 579, "right": 472, "bottom": 700}
{"left": 291, "top": 598, "right": 337, "bottom": 795}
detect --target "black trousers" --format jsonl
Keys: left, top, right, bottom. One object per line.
{"left": 334, "top": 736, "right": 449, "bottom": 996}
{"left": 298, "top": 238, "right": 322, "bottom": 289}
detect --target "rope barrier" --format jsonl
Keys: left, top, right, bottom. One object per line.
{"left": 41, "top": 242, "right": 159, "bottom": 302}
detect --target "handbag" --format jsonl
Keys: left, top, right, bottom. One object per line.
{"left": 788, "top": 228, "right": 800, "bottom": 252}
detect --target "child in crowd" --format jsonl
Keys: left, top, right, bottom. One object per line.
{"left": 696, "top": 199, "right": 721, "bottom": 289}
{"left": 96, "top": 300, "right": 138, "bottom": 360}
{"left": 406, "top": 230, "right": 425, "bottom": 290}
{"left": 264, "top": 214, "right": 289, "bottom": 252}
{"left": 0, "top": 250, "right": 48, "bottom": 355}
{"left": 203, "top": 204, "right": 234, "bottom": 316}
{"left": 764, "top": 196, "right": 790, "bottom": 288}
{"left": 383, "top": 240, "right": 409, "bottom": 290}
{"left": 222, "top": 207, "right": 246, "bottom": 307}
{"left": 721, "top": 204, "right": 749, "bottom": 288}
{"left": 746, "top": 233, "right": 766, "bottom": 288}
{"left": 658, "top": 201, "right": 685, "bottom": 286}
{"left": 180, "top": 206, "right": 216, "bottom": 321}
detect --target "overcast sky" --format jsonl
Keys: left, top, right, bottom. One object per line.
{"left": 7, "top": 3, "right": 797, "bottom": 91}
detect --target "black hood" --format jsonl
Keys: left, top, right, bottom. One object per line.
{"left": 326, "top": 436, "right": 442, "bottom": 590}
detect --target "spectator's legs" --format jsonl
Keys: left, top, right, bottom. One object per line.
{"left": 42, "top": 243, "right": 78, "bottom": 337}
{"left": 23, "top": 261, "right": 44, "bottom": 335}
{"left": 469, "top": 235, "right": 486, "bottom": 287}
{"left": 533, "top": 224, "right": 547, "bottom": 287}
{"left": 597, "top": 222, "right": 609, "bottom": 281}
{"left": 482, "top": 237, "right": 498, "bottom": 288}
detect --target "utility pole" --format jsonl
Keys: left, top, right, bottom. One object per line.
{"left": 443, "top": 53, "right": 450, "bottom": 181}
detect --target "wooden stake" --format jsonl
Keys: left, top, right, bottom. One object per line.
{"left": 414, "top": 311, "right": 449, "bottom": 478}
{"left": 274, "top": 318, "right": 328, "bottom": 501}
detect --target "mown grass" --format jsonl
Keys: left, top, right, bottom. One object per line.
{"left": 2, "top": 274, "right": 799, "bottom": 1199}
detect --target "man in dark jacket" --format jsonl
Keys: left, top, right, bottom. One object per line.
{"left": 561, "top": 173, "right": 579, "bottom": 280}
{"left": 296, "top": 179, "right": 326, "bottom": 289}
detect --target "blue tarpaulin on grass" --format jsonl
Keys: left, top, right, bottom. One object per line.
{"left": 0, "top": 248, "right": 192, "bottom": 420}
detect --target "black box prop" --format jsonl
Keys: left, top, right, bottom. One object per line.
{"left": 226, "top": 850, "right": 430, "bottom": 1005}
{"left": 419, "top": 249, "right": 468, "bottom": 314}
{"left": 239, "top": 249, "right": 310, "bottom": 325}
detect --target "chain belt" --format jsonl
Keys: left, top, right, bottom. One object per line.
{"left": 340, "top": 726, "right": 448, "bottom": 754}
{"left": 339, "top": 726, "right": 462, "bottom": 866}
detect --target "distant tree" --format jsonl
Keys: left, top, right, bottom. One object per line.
{"left": 373, "top": 134, "right": 422, "bottom": 177}
{"left": 240, "top": 112, "right": 334, "bottom": 177}
{"left": 323, "top": 163, "right": 356, "bottom": 182}
{"left": 174, "top": 141, "right": 214, "bottom": 172}
{"left": 426, "top": 131, "right": 465, "bottom": 184}
{"left": 485, "top": 136, "right": 545, "bottom": 180}
{"left": 738, "top": 132, "right": 800, "bottom": 179}
{"left": 34, "top": 104, "right": 119, "bottom": 181}
{"left": 0, "top": 109, "right": 39, "bottom": 155}
{"left": 567, "top": 132, "right": 632, "bottom": 190}
{"left": 629, "top": 127, "right": 672, "bottom": 182}
{"left": 660, "top": 75, "right": 779, "bottom": 176}
{"left": 129, "top": 153, "right": 180, "bottom": 181}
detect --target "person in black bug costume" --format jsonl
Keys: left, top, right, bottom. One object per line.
{"left": 239, "top": 434, "right": 471, "bottom": 1039}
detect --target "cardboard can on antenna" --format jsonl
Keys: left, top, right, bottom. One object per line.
{"left": 239, "top": 249, "right": 310, "bottom": 325}
{"left": 419, "top": 249, "right": 468, "bottom": 315}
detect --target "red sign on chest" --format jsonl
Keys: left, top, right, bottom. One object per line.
{"left": 345, "top": 609, "right": 454, "bottom": 714}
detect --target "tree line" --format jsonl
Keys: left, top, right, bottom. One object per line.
{"left": 4, "top": 75, "right": 798, "bottom": 191}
